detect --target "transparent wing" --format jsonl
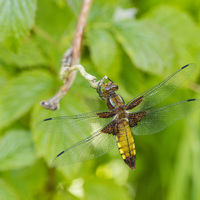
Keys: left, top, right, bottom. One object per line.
{"left": 52, "top": 128, "right": 116, "bottom": 166}
{"left": 37, "top": 109, "right": 113, "bottom": 146}
{"left": 37, "top": 109, "right": 115, "bottom": 164}
{"left": 126, "top": 64, "right": 196, "bottom": 112}
{"left": 132, "top": 99, "right": 200, "bottom": 135}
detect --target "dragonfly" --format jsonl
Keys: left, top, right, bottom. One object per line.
{"left": 39, "top": 63, "right": 200, "bottom": 170}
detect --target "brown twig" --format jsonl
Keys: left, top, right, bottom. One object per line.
{"left": 62, "top": 64, "right": 108, "bottom": 88}
{"left": 41, "top": 0, "right": 93, "bottom": 110}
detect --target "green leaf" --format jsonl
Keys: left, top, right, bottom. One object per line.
{"left": 144, "top": 5, "right": 200, "bottom": 66}
{"left": 66, "top": 0, "right": 82, "bottom": 15}
{"left": 0, "top": 70, "right": 53, "bottom": 130}
{"left": 0, "top": 178, "right": 20, "bottom": 200}
{"left": 86, "top": 28, "right": 120, "bottom": 78}
{"left": 1, "top": 160, "right": 47, "bottom": 200}
{"left": 167, "top": 129, "right": 191, "bottom": 200}
{"left": 0, "top": 39, "right": 47, "bottom": 68}
{"left": 88, "top": 3, "right": 115, "bottom": 24}
{"left": 33, "top": 0, "right": 76, "bottom": 70}
{"left": 113, "top": 19, "right": 174, "bottom": 74}
{"left": 188, "top": 113, "right": 200, "bottom": 200}
{"left": 36, "top": 0, "right": 73, "bottom": 38}
{"left": 167, "top": 111, "right": 200, "bottom": 200}
{"left": 0, "top": 130, "right": 36, "bottom": 171}
{"left": 84, "top": 178, "right": 131, "bottom": 200}
{"left": 0, "top": 65, "right": 10, "bottom": 89}
{"left": 0, "top": 0, "right": 37, "bottom": 52}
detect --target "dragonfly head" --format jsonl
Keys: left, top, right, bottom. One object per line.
{"left": 102, "top": 81, "right": 118, "bottom": 94}
{"left": 97, "top": 78, "right": 118, "bottom": 100}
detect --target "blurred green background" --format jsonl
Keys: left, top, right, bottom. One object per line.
{"left": 0, "top": 0, "right": 200, "bottom": 199}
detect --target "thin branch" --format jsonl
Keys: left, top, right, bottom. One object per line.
{"left": 41, "top": 0, "right": 93, "bottom": 110}
{"left": 62, "top": 64, "right": 108, "bottom": 88}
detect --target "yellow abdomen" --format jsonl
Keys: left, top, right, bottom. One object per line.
{"left": 116, "top": 119, "right": 136, "bottom": 170}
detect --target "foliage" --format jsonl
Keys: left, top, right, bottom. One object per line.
{"left": 0, "top": 0, "right": 200, "bottom": 199}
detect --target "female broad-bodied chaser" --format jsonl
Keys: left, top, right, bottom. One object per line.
{"left": 39, "top": 63, "right": 200, "bottom": 170}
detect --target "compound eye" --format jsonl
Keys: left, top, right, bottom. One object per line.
{"left": 112, "top": 84, "right": 118, "bottom": 91}
{"left": 105, "top": 86, "right": 110, "bottom": 91}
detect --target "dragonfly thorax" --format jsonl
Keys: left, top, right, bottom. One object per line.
{"left": 106, "top": 94, "right": 125, "bottom": 110}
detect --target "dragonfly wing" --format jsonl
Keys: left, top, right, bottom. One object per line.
{"left": 37, "top": 109, "right": 115, "bottom": 163}
{"left": 126, "top": 64, "right": 196, "bottom": 112}
{"left": 37, "top": 109, "right": 113, "bottom": 147}
{"left": 52, "top": 128, "right": 117, "bottom": 167}
{"left": 132, "top": 99, "right": 200, "bottom": 135}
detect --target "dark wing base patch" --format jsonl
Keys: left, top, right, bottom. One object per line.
{"left": 126, "top": 96, "right": 144, "bottom": 110}
{"left": 129, "top": 112, "right": 147, "bottom": 127}
{"left": 100, "top": 120, "right": 117, "bottom": 135}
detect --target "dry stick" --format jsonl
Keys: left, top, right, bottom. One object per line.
{"left": 62, "top": 64, "right": 108, "bottom": 88}
{"left": 41, "top": 0, "right": 93, "bottom": 110}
